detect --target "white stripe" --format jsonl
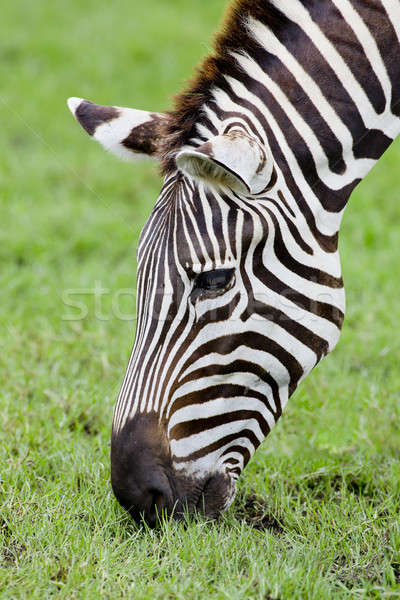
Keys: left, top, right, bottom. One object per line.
{"left": 233, "top": 51, "right": 376, "bottom": 189}
{"left": 171, "top": 419, "right": 265, "bottom": 459}
{"left": 214, "top": 83, "right": 344, "bottom": 233}
{"left": 247, "top": 17, "right": 361, "bottom": 170}
{"left": 381, "top": 0, "right": 400, "bottom": 44}
{"left": 270, "top": 0, "right": 394, "bottom": 135}
{"left": 332, "top": 0, "right": 392, "bottom": 110}
{"left": 168, "top": 396, "right": 277, "bottom": 434}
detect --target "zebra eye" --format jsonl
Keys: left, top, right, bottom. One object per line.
{"left": 192, "top": 268, "right": 235, "bottom": 296}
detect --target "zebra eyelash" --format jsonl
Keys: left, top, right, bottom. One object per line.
{"left": 191, "top": 268, "right": 236, "bottom": 301}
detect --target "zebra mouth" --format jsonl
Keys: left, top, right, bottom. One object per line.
{"left": 160, "top": 472, "right": 234, "bottom": 523}
{"left": 191, "top": 472, "right": 234, "bottom": 519}
{"left": 111, "top": 413, "right": 235, "bottom": 525}
{"left": 194, "top": 477, "right": 214, "bottom": 513}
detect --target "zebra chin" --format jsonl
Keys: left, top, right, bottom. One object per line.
{"left": 110, "top": 413, "right": 236, "bottom": 526}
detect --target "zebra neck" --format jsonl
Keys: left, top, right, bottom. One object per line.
{"left": 161, "top": 0, "right": 400, "bottom": 220}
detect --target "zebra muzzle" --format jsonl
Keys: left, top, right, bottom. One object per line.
{"left": 110, "top": 412, "right": 235, "bottom": 525}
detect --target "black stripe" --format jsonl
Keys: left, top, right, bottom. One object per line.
{"left": 172, "top": 429, "right": 261, "bottom": 463}
{"left": 170, "top": 410, "right": 270, "bottom": 440}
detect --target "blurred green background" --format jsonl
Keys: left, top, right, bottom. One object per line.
{"left": 1, "top": 1, "right": 400, "bottom": 598}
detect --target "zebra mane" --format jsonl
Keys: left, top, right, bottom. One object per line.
{"left": 159, "top": 0, "right": 285, "bottom": 173}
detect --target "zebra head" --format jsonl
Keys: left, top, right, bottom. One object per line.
{"left": 68, "top": 96, "right": 344, "bottom": 525}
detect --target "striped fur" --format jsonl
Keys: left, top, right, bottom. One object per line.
{"left": 69, "top": 0, "right": 400, "bottom": 521}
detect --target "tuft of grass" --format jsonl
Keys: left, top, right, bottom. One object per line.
{"left": 1, "top": 0, "right": 400, "bottom": 598}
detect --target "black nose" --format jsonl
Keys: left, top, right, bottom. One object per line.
{"left": 122, "top": 477, "right": 173, "bottom": 527}
{"left": 111, "top": 413, "right": 174, "bottom": 527}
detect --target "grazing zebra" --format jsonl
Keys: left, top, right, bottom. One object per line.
{"left": 68, "top": 0, "right": 400, "bottom": 525}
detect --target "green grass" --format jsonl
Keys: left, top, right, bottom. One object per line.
{"left": 1, "top": 0, "right": 400, "bottom": 598}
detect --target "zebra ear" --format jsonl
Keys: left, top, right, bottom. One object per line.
{"left": 67, "top": 98, "right": 165, "bottom": 161}
{"left": 176, "top": 129, "right": 274, "bottom": 195}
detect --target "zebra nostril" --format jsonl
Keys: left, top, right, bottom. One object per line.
{"left": 112, "top": 474, "right": 173, "bottom": 527}
{"left": 145, "top": 488, "right": 170, "bottom": 527}
{"left": 111, "top": 413, "right": 175, "bottom": 526}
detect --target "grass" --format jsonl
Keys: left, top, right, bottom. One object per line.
{"left": 1, "top": 0, "right": 400, "bottom": 597}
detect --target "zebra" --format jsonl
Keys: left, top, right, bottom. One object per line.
{"left": 68, "top": 0, "right": 400, "bottom": 526}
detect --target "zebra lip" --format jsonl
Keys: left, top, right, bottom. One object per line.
{"left": 193, "top": 472, "right": 232, "bottom": 518}
{"left": 170, "top": 478, "right": 220, "bottom": 519}
{"left": 194, "top": 477, "right": 213, "bottom": 513}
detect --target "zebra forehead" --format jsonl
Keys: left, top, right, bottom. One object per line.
{"left": 140, "top": 189, "right": 276, "bottom": 278}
